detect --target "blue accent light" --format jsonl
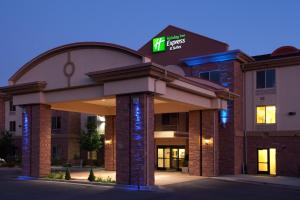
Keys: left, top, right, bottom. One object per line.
{"left": 183, "top": 50, "right": 240, "bottom": 67}
{"left": 23, "top": 108, "right": 30, "bottom": 155}
{"left": 17, "top": 176, "right": 36, "bottom": 181}
{"left": 132, "top": 97, "right": 144, "bottom": 185}
{"left": 220, "top": 109, "right": 229, "bottom": 125}
{"left": 222, "top": 82, "right": 230, "bottom": 87}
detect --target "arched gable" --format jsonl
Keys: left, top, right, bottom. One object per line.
{"left": 10, "top": 42, "right": 145, "bottom": 90}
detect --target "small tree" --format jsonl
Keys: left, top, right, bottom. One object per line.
{"left": 0, "top": 131, "right": 16, "bottom": 161}
{"left": 88, "top": 168, "right": 95, "bottom": 182}
{"left": 65, "top": 167, "right": 71, "bottom": 180}
{"left": 79, "top": 120, "right": 103, "bottom": 154}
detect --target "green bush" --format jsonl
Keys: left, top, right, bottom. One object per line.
{"left": 88, "top": 168, "right": 95, "bottom": 182}
{"left": 47, "top": 171, "right": 64, "bottom": 179}
{"left": 65, "top": 168, "right": 71, "bottom": 180}
{"left": 95, "top": 176, "right": 116, "bottom": 183}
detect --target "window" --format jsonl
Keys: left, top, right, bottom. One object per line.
{"left": 256, "top": 106, "right": 276, "bottom": 124}
{"left": 87, "top": 151, "right": 97, "bottom": 160}
{"left": 9, "top": 121, "right": 16, "bottom": 132}
{"left": 161, "top": 113, "right": 178, "bottom": 125}
{"left": 162, "top": 114, "right": 171, "bottom": 125}
{"left": 256, "top": 69, "right": 275, "bottom": 89}
{"left": 199, "top": 71, "right": 220, "bottom": 84}
{"left": 51, "top": 116, "right": 61, "bottom": 130}
{"left": 52, "top": 145, "right": 59, "bottom": 160}
{"left": 87, "top": 116, "right": 97, "bottom": 126}
{"left": 9, "top": 101, "right": 16, "bottom": 112}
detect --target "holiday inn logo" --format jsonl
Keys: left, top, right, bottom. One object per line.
{"left": 152, "top": 34, "right": 186, "bottom": 53}
{"left": 152, "top": 36, "right": 166, "bottom": 53}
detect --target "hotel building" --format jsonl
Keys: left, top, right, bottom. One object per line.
{"left": 0, "top": 26, "right": 299, "bottom": 186}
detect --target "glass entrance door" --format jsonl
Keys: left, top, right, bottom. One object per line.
{"left": 157, "top": 146, "right": 185, "bottom": 170}
{"left": 257, "top": 148, "right": 276, "bottom": 175}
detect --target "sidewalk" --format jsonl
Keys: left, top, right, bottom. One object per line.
{"left": 212, "top": 175, "right": 300, "bottom": 188}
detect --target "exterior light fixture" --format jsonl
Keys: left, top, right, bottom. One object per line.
{"left": 203, "top": 137, "right": 213, "bottom": 145}
{"left": 105, "top": 139, "right": 112, "bottom": 145}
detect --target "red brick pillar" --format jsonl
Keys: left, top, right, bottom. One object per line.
{"left": 105, "top": 115, "right": 116, "bottom": 171}
{"left": 22, "top": 104, "right": 51, "bottom": 177}
{"left": 189, "top": 110, "right": 201, "bottom": 176}
{"left": 189, "top": 110, "right": 219, "bottom": 176}
{"left": 116, "top": 93, "right": 154, "bottom": 186}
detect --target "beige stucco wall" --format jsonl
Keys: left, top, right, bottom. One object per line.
{"left": 15, "top": 48, "right": 143, "bottom": 89}
{"left": 245, "top": 65, "right": 300, "bottom": 131}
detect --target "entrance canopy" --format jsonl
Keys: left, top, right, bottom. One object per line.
{"left": 0, "top": 42, "right": 235, "bottom": 113}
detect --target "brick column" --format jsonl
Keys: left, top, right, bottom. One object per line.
{"left": 116, "top": 93, "right": 154, "bottom": 186}
{"left": 105, "top": 115, "right": 116, "bottom": 171}
{"left": 189, "top": 110, "right": 219, "bottom": 176}
{"left": 188, "top": 110, "right": 201, "bottom": 176}
{"left": 22, "top": 104, "right": 51, "bottom": 177}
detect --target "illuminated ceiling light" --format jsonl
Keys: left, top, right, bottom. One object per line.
{"left": 154, "top": 131, "right": 175, "bottom": 138}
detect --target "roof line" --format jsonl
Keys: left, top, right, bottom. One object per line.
{"left": 9, "top": 42, "right": 144, "bottom": 84}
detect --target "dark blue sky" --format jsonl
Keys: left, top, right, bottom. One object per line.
{"left": 1, "top": 0, "right": 299, "bottom": 86}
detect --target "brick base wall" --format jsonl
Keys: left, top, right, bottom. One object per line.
{"left": 247, "top": 135, "right": 300, "bottom": 176}
{"left": 116, "top": 93, "right": 154, "bottom": 186}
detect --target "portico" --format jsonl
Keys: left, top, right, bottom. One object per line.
{"left": 0, "top": 42, "right": 235, "bottom": 186}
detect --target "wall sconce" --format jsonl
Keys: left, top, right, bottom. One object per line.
{"left": 105, "top": 139, "right": 112, "bottom": 145}
{"left": 203, "top": 137, "right": 213, "bottom": 145}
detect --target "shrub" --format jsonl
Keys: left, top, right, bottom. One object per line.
{"left": 95, "top": 176, "right": 116, "bottom": 183}
{"left": 47, "top": 171, "right": 64, "bottom": 179}
{"left": 65, "top": 168, "right": 71, "bottom": 180}
{"left": 88, "top": 168, "right": 95, "bottom": 182}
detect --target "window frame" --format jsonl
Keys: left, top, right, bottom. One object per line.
{"left": 198, "top": 70, "right": 221, "bottom": 84}
{"left": 256, "top": 69, "right": 276, "bottom": 89}
{"left": 256, "top": 105, "right": 276, "bottom": 124}
{"left": 51, "top": 116, "right": 61, "bottom": 130}
{"left": 9, "top": 101, "right": 16, "bottom": 112}
{"left": 9, "top": 121, "right": 16, "bottom": 132}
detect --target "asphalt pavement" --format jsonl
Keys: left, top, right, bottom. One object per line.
{"left": 1, "top": 168, "right": 299, "bottom": 200}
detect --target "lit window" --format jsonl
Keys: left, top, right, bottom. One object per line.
{"left": 256, "top": 106, "right": 276, "bottom": 124}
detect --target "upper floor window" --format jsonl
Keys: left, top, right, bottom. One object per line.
{"left": 9, "top": 101, "right": 16, "bottom": 112}
{"left": 51, "top": 116, "right": 61, "bottom": 130}
{"left": 87, "top": 116, "right": 97, "bottom": 128}
{"left": 9, "top": 121, "right": 16, "bottom": 132}
{"left": 161, "top": 113, "right": 178, "bottom": 126}
{"left": 199, "top": 71, "right": 220, "bottom": 84}
{"left": 256, "top": 105, "right": 276, "bottom": 124}
{"left": 256, "top": 69, "right": 275, "bottom": 89}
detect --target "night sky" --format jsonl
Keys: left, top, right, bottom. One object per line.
{"left": 1, "top": 0, "right": 299, "bottom": 86}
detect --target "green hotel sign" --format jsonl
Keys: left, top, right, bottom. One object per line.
{"left": 152, "top": 34, "right": 186, "bottom": 53}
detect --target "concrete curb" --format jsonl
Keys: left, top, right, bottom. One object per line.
{"left": 17, "top": 176, "right": 162, "bottom": 192}
{"left": 210, "top": 177, "right": 300, "bottom": 190}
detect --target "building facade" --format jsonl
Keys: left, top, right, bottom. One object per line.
{"left": 244, "top": 46, "right": 300, "bottom": 176}
{"left": 0, "top": 26, "right": 299, "bottom": 186}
